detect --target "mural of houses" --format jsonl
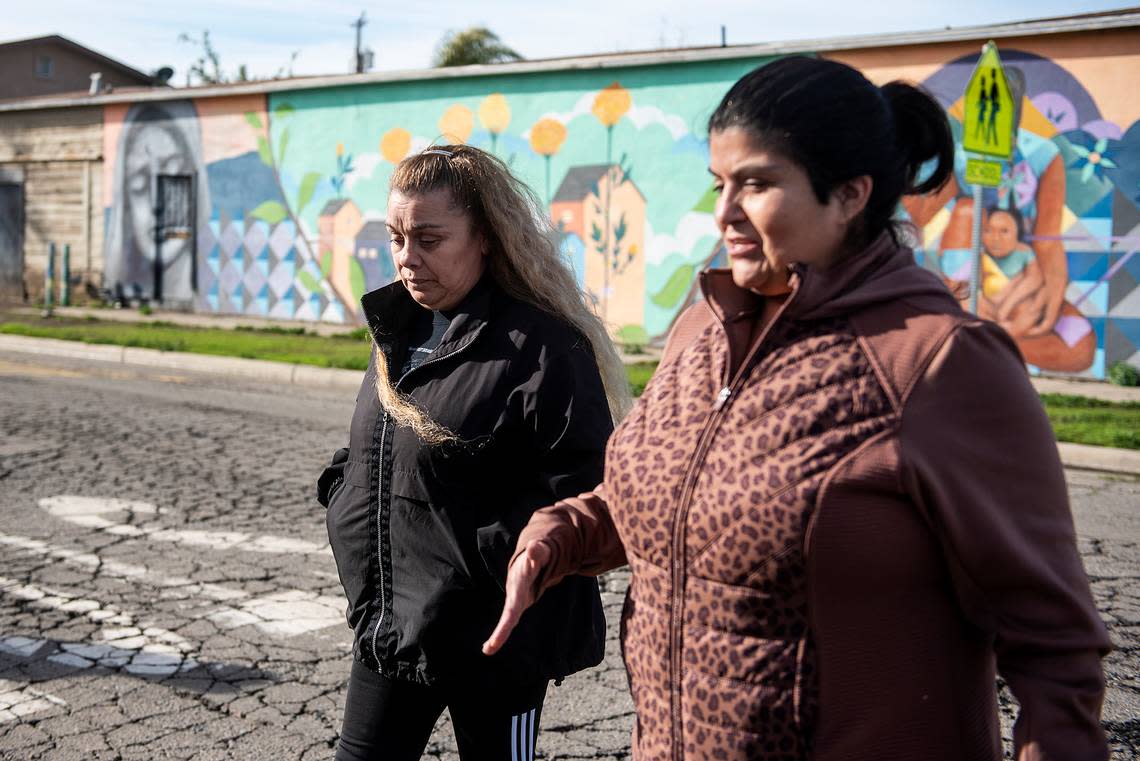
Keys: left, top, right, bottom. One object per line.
{"left": 355, "top": 219, "right": 395, "bottom": 289}
{"left": 318, "top": 199, "right": 363, "bottom": 313}
{"left": 550, "top": 164, "right": 646, "bottom": 333}
{"left": 3, "top": 9, "right": 1139, "bottom": 377}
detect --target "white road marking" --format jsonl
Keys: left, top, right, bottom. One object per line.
{"left": 0, "top": 532, "right": 246, "bottom": 602}
{"left": 0, "top": 679, "right": 67, "bottom": 724}
{"left": 0, "top": 533, "right": 343, "bottom": 637}
{"left": 206, "top": 590, "right": 346, "bottom": 637}
{"left": 0, "top": 577, "right": 197, "bottom": 677}
{"left": 38, "top": 495, "right": 331, "bottom": 556}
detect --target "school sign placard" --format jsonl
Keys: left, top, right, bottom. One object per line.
{"left": 962, "top": 41, "right": 1015, "bottom": 159}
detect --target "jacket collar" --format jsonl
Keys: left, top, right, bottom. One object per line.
{"left": 361, "top": 271, "right": 496, "bottom": 355}
{"left": 699, "top": 231, "right": 953, "bottom": 325}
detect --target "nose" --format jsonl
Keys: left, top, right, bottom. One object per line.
{"left": 714, "top": 184, "right": 743, "bottom": 231}
{"left": 394, "top": 243, "right": 421, "bottom": 272}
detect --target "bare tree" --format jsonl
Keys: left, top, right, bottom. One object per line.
{"left": 178, "top": 31, "right": 299, "bottom": 86}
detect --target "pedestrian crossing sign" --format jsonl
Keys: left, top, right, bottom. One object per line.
{"left": 962, "top": 41, "right": 1015, "bottom": 159}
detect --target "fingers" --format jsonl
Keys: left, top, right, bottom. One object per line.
{"left": 1026, "top": 293, "right": 1062, "bottom": 337}
{"left": 482, "top": 542, "right": 551, "bottom": 656}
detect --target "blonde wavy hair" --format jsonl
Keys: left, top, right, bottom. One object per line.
{"left": 375, "top": 144, "right": 632, "bottom": 444}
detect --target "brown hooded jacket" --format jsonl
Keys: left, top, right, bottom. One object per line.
{"left": 514, "top": 233, "right": 1109, "bottom": 760}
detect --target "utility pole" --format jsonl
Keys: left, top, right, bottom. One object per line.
{"left": 352, "top": 11, "right": 368, "bottom": 73}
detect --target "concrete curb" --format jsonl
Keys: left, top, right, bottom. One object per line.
{"left": 0, "top": 334, "right": 363, "bottom": 391}
{"left": 1055, "top": 442, "right": 1140, "bottom": 476}
{"left": 2, "top": 333, "right": 1137, "bottom": 476}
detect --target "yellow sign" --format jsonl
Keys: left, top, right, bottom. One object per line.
{"left": 965, "top": 157, "right": 1003, "bottom": 187}
{"left": 962, "top": 41, "right": 1015, "bottom": 159}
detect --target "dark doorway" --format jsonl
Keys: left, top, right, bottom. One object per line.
{"left": 154, "top": 174, "right": 195, "bottom": 304}
{"left": 0, "top": 183, "right": 25, "bottom": 303}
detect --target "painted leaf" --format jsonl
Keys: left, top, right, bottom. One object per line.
{"left": 349, "top": 258, "right": 367, "bottom": 305}
{"left": 250, "top": 200, "right": 287, "bottom": 225}
{"left": 257, "top": 137, "right": 274, "bottom": 166}
{"left": 614, "top": 213, "right": 627, "bottom": 242}
{"left": 274, "top": 102, "right": 295, "bottom": 119}
{"left": 651, "top": 264, "right": 696, "bottom": 308}
{"left": 590, "top": 222, "right": 603, "bottom": 243}
{"left": 320, "top": 250, "right": 334, "bottom": 277}
{"left": 277, "top": 129, "right": 290, "bottom": 166}
{"left": 296, "top": 172, "right": 321, "bottom": 215}
{"left": 298, "top": 270, "right": 322, "bottom": 294}
{"left": 244, "top": 112, "right": 263, "bottom": 131}
{"left": 616, "top": 324, "right": 649, "bottom": 347}
{"left": 692, "top": 184, "right": 718, "bottom": 213}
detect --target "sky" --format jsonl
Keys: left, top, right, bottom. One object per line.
{"left": 5, "top": 0, "right": 1138, "bottom": 85}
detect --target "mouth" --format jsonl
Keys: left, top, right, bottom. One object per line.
{"left": 724, "top": 237, "right": 761, "bottom": 258}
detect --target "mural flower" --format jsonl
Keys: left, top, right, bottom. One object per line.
{"left": 381, "top": 128, "right": 412, "bottom": 164}
{"left": 592, "top": 82, "right": 632, "bottom": 320}
{"left": 439, "top": 104, "right": 474, "bottom": 144}
{"left": 530, "top": 117, "right": 567, "bottom": 205}
{"left": 1069, "top": 137, "right": 1118, "bottom": 183}
{"left": 330, "top": 143, "right": 355, "bottom": 197}
{"left": 592, "top": 82, "right": 631, "bottom": 128}
{"left": 478, "top": 93, "right": 511, "bottom": 153}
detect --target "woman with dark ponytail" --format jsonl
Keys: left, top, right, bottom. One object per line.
{"left": 486, "top": 56, "right": 1109, "bottom": 760}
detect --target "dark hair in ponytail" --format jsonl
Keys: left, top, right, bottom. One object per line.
{"left": 708, "top": 56, "right": 954, "bottom": 245}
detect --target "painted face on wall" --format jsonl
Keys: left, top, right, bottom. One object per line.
{"left": 115, "top": 105, "right": 198, "bottom": 296}
{"left": 982, "top": 209, "right": 1020, "bottom": 259}
{"left": 708, "top": 127, "right": 851, "bottom": 295}
{"left": 386, "top": 188, "right": 486, "bottom": 311}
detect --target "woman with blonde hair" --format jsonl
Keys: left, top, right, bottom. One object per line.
{"left": 317, "top": 144, "right": 630, "bottom": 760}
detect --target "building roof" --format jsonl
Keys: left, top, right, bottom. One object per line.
{"left": 553, "top": 165, "right": 644, "bottom": 203}
{"left": 355, "top": 220, "right": 389, "bottom": 247}
{"left": 0, "top": 34, "right": 153, "bottom": 84}
{"left": 320, "top": 199, "right": 355, "bottom": 216}
{"left": 0, "top": 8, "right": 1138, "bottom": 113}
{"left": 553, "top": 165, "right": 610, "bottom": 203}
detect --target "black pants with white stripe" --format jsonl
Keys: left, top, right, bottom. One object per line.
{"left": 336, "top": 661, "right": 548, "bottom": 761}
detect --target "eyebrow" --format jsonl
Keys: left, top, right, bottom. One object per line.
{"left": 386, "top": 222, "right": 447, "bottom": 232}
{"left": 708, "top": 161, "right": 785, "bottom": 177}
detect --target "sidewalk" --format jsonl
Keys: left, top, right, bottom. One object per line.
{"left": 3, "top": 307, "right": 1138, "bottom": 476}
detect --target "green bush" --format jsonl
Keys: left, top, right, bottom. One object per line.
{"left": 1107, "top": 361, "right": 1139, "bottom": 387}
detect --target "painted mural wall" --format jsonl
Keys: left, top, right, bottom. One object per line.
{"left": 833, "top": 31, "right": 1140, "bottom": 378}
{"left": 101, "top": 30, "right": 1140, "bottom": 377}
{"left": 102, "top": 59, "right": 768, "bottom": 338}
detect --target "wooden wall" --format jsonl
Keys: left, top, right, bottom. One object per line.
{"left": 0, "top": 106, "right": 103, "bottom": 302}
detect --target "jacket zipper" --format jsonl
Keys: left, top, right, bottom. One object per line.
{"left": 367, "top": 332, "right": 481, "bottom": 670}
{"left": 666, "top": 291, "right": 798, "bottom": 761}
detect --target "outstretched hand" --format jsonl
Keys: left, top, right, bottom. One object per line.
{"left": 482, "top": 541, "right": 552, "bottom": 656}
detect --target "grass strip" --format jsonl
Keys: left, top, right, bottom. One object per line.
{"left": 1039, "top": 393, "right": 1140, "bottom": 450}
{"left": 1, "top": 318, "right": 372, "bottom": 371}
{"left": 4, "top": 318, "right": 1137, "bottom": 450}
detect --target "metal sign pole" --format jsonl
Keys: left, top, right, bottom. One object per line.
{"left": 961, "top": 40, "right": 1015, "bottom": 316}
{"left": 969, "top": 184, "right": 983, "bottom": 314}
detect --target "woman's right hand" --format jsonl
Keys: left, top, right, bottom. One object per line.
{"left": 481, "top": 541, "right": 553, "bottom": 656}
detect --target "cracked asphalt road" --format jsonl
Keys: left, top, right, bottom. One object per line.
{"left": 0, "top": 352, "right": 1136, "bottom": 760}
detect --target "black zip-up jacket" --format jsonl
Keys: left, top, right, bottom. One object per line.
{"left": 317, "top": 276, "right": 610, "bottom": 687}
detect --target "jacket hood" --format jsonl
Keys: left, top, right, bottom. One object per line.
{"left": 700, "top": 231, "right": 956, "bottom": 323}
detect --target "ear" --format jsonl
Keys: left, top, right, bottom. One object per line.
{"left": 832, "top": 175, "right": 873, "bottom": 225}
